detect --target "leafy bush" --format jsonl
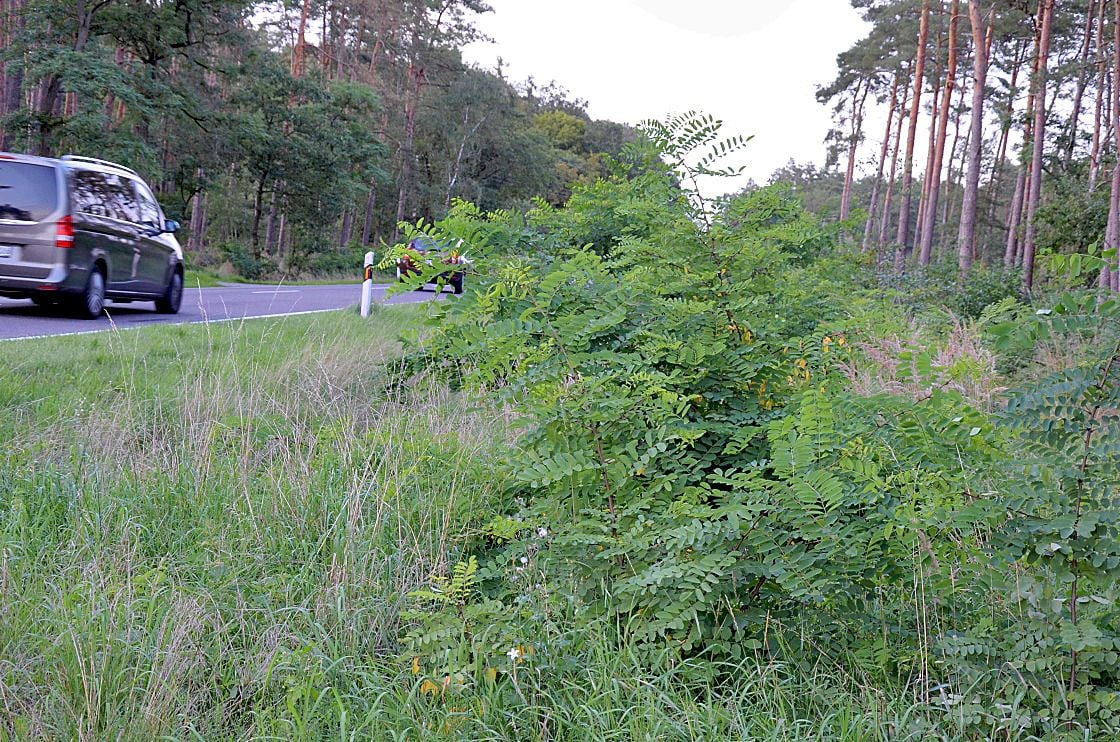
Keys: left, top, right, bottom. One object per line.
{"left": 877, "top": 260, "right": 1022, "bottom": 321}
{"left": 395, "top": 115, "right": 915, "bottom": 669}
{"left": 217, "top": 242, "right": 273, "bottom": 280}
{"left": 388, "top": 115, "right": 1120, "bottom": 738}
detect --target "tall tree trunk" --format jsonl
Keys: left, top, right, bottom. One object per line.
{"left": 35, "top": 0, "right": 99, "bottom": 155}
{"left": 276, "top": 213, "right": 288, "bottom": 262}
{"left": 1109, "top": 0, "right": 1120, "bottom": 290}
{"left": 264, "top": 191, "right": 280, "bottom": 256}
{"left": 0, "top": 0, "right": 22, "bottom": 151}
{"left": 292, "top": 0, "right": 311, "bottom": 79}
{"left": 916, "top": 15, "right": 946, "bottom": 257}
{"left": 916, "top": 81, "right": 942, "bottom": 254}
{"left": 1022, "top": 0, "right": 1055, "bottom": 294}
{"left": 395, "top": 57, "right": 425, "bottom": 240}
{"left": 251, "top": 176, "right": 268, "bottom": 259}
{"left": 361, "top": 183, "right": 377, "bottom": 246}
{"left": 864, "top": 69, "right": 903, "bottom": 252}
{"left": 943, "top": 76, "right": 969, "bottom": 230}
{"left": 985, "top": 37, "right": 1026, "bottom": 251}
{"left": 1004, "top": 168, "right": 1027, "bottom": 265}
{"left": 1090, "top": 0, "right": 1110, "bottom": 189}
{"left": 840, "top": 78, "right": 870, "bottom": 222}
{"left": 879, "top": 68, "right": 912, "bottom": 252}
{"left": 1064, "top": 0, "right": 1098, "bottom": 166}
{"left": 339, "top": 208, "right": 354, "bottom": 248}
{"left": 1006, "top": 22, "right": 1043, "bottom": 268}
{"left": 895, "top": 0, "right": 932, "bottom": 271}
{"left": 959, "top": 0, "right": 991, "bottom": 274}
{"left": 919, "top": 0, "right": 960, "bottom": 267}
{"left": 187, "top": 179, "right": 207, "bottom": 256}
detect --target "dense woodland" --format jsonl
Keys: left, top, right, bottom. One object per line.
{"left": 0, "top": 0, "right": 633, "bottom": 276}
{"left": 811, "top": 0, "right": 1120, "bottom": 292}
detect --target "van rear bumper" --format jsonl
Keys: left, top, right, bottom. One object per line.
{"left": 0, "top": 265, "right": 75, "bottom": 296}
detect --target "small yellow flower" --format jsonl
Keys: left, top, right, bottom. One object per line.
{"left": 411, "top": 656, "right": 420, "bottom": 675}
{"left": 420, "top": 679, "right": 441, "bottom": 696}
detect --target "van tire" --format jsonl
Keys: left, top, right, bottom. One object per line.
{"left": 74, "top": 266, "right": 106, "bottom": 319}
{"left": 155, "top": 269, "right": 183, "bottom": 314}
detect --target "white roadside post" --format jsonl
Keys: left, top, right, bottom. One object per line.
{"left": 360, "top": 251, "right": 375, "bottom": 317}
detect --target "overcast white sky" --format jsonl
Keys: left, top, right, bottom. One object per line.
{"left": 462, "top": 0, "right": 870, "bottom": 192}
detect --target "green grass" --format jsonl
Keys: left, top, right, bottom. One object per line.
{"left": 0, "top": 309, "right": 965, "bottom": 740}
{"left": 183, "top": 269, "right": 224, "bottom": 288}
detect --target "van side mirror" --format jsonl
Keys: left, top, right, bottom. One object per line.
{"left": 163, "top": 219, "right": 180, "bottom": 234}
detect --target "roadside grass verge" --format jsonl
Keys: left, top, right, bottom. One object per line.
{"left": 0, "top": 308, "right": 960, "bottom": 739}
{"left": 183, "top": 269, "right": 224, "bottom": 288}
{"left": 0, "top": 308, "right": 504, "bottom": 738}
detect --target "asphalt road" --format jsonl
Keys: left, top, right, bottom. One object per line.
{"left": 0, "top": 282, "right": 443, "bottom": 341}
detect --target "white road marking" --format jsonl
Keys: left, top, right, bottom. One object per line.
{"left": 0, "top": 307, "right": 348, "bottom": 342}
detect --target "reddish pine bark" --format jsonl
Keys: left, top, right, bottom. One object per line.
{"left": 1006, "top": 20, "right": 1043, "bottom": 267}
{"left": 958, "top": 0, "right": 991, "bottom": 273}
{"left": 292, "top": 0, "right": 312, "bottom": 79}
{"left": 895, "top": 0, "right": 932, "bottom": 271}
{"left": 919, "top": 0, "right": 960, "bottom": 267}
{"left": 879, "top": 66, "right": 912, "bottom": 251}
{"left": 915, "top": 76, "right": 941, "bottom": 255}
{"left": 1021, "top": 0, "right": 1055, "bottom": 293}
{"left": 943, "top": 66, "right": 969, "bottom": 230}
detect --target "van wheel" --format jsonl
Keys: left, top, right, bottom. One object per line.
{"left": 74, "top": 267, "right": 106, "bottom": 319}
{"left": 155, "top": 270, "right": 183, "bottom": 314}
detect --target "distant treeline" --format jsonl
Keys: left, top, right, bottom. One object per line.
{"left": 776, "top": 0, "right": 1120, "bottom": 292}
{"left": 0, "top": 0, "right": 634, "bottom": 276}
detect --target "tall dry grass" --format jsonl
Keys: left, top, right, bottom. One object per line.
{"left": 0, "top": 309, "right": 505, "bottom": 738}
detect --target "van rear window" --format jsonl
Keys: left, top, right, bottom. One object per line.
{"left": 0, "top": 161, "right": 58, "bottom": 222}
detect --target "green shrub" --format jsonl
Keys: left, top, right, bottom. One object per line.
{"left": 217, "top": 241, "right": 273, "bottom": 279}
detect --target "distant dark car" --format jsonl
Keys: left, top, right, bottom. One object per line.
{"left": 0, "top": 152, "right": 183, "bottom": 318}
{"left": 396, "top": 235, "right": 468, "bottom": 294}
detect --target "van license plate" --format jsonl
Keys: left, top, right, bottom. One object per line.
{"left": 0, "top": 245, "right": 14, "bottom": 259}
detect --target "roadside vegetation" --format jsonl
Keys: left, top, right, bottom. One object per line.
{"left": 3, "top": 114, "right": 1119, "bottom": 739}
{"left": 0, "top": 311, "right": 935, "bottom": 739}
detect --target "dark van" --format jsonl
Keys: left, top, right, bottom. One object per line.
{"left": 0, "top": 152, "right": 184, "bottom": 318}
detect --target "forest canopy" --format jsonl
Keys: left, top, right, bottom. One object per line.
{"left": 0, "top": 0, "right": 635, "bottom": 277}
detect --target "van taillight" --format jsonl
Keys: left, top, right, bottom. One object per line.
{"left": 55, "top": 215, "right": 74, "bottom": 248}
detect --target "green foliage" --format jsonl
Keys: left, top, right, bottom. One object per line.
{"left": 878, "top": 260, "right": 1024, "bottom": 320}
{"left": 1034, "top": 165, "right": 1111, "bottom": 259}
{"left": 533, "top": 110, "right": 586, "bottom": 151}
{"left": 937, "top": 294, "right": 1120, "bottom": 736}
{"left": 392, "top": 113, "right": 1120, "bottom": 739}
{"left": 217, "top": 241, "right": 272, "bottom": 279}
{"left": 397, "top": 114, "right": 908, "bottom": 675}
